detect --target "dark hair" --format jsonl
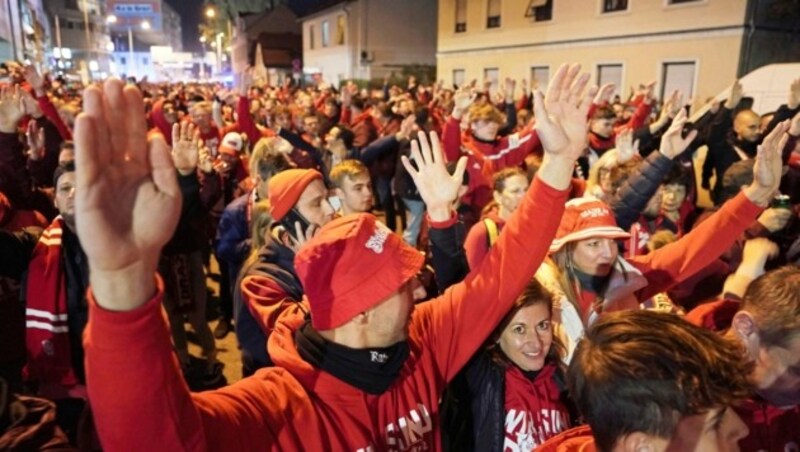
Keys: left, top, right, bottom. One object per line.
{"left": 492, "top": 167, "right": 526, "bottom": 193}
{"left": 334, "top": 125, "right": 356, "bottom": 150}
{"left": 568, "top": 310, "right": 752, "bottom": 452}
{"left": 741, "top": 265, "right": 800, "bottom": 348}
{"left": 592, "top": 107, "right": 616, "bottom": 121}
{"left": 719, "top": 159, "right": 754, "bottom": 204}
{"left": 662, "top": 164, "right": 692, "bottom": 191}
{"left": 486, "top": 278, "right": 564, "bottom": 367}
{"left": 350, "top": 96, "right": 366, "bottom": 111}
{"left": 53, "top": 161, "right": 76, "bottom": 187}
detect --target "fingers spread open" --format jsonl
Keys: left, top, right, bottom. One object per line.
{"left": 429, "top": 131, "right": 443, "bottom": 164}
{"left": 416, "top": 131, "right": 433, "bottom": 165}
{"left": 546, "top": 64, "right": 569, "bottom": 104}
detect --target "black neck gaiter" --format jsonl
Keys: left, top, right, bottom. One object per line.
{"left": 295, "top": 321, "right": 410, "bottom": 395}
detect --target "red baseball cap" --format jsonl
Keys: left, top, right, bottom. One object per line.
{"left": 549, "top": 197, "right": 630, "bottom": 254}
{"left": 294, "top": 214, "right": 425, "bottom": 330}
{"left": 268, "top": 169, "right": 323, "bottom": 222}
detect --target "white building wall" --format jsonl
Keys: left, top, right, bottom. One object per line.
{"left": 302, "top": 0, "right": 437, "bottom": 84}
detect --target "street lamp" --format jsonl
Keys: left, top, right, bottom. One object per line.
{"left": 106, "top": 15, "right": 117, "bottom": 24}
{"left": 206, "top": 6, "right": 216, "bottom": 18}
{"left": 215, "top": 32, "right": 223, "bottom": 75}
{"left": 127, "top": 20, "right": 151, "bottom": 79}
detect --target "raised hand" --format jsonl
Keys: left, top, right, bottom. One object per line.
{"left": 23, "top": 64, "right": 46, "bottom": 96}
{"left": 662, "top": 89, "right": 684, "bottom": 119}
{"left": 615, "top": 128, "right": 639, "bottom": 163}
{"left": 503, "top": 77, "right": 516, "bottom": 103}
{"left": 593, "top": 83, "right": 615, "bottom": 106}
{"left": 400, "top": 131, "right": 467, "bottom": 221}
{"left": 18, "top": 88, "right": 42, "bottom": 118}
{"left": 788, "top": 78, "right": 800, "bottom": 110}
{"left": 0, "top": 85, "right": 25, "bottom": 133}
{"left": 237, "top": 67, "right": 253, "bottom": 97}
{"left": 745, "top": 120, "right": 790, "bottom": 206}
{"left": 659, "top": 108, "right": 697, "bottom": 159}
{"left": 725, "top": 80, "right": 744, "bottom": 109}
{"left": 533, "top": 63, "right": 596, "bottom": 162}
{"left": 26, "top": 120, "right": 45, "bottom": 160}
{"left": 396, "top": 114, "right": 416, "bottom": 141}
{"left": 74, "top": 78, "right": 182, "bottom": 311}
{"left": 637, "top": 80, "right": 657, "bottom": 104}
{"left": 171, "top": 122, "right": 201, "bottom": 175}
{"left": 451, "top": 86, "right": 477, "bottom": 119}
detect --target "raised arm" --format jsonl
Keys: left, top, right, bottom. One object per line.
{"left": 408, "top": 64, "right": 597, "bottom": 381}
{"left": 632, "top": 120, "right": 789, "bottom": 300}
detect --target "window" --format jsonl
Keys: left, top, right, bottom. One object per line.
{"left": 487, "top": 0, "right": 501, "bottom": 28}
{"left": 335, "top": 15, "right": 345, "bottom": 45}
{"left": 597, "top": 64, "right": 623, "bottom": 97}
{"left": 142, "top": 57, "right": 149, "bottom": 65}
{"left": 525, "top": 0, "right": 552, "bottom": 22}
{"left": 309, "top": 24, "right": 315, "bottom": 49}
{"left": 484, "top": 67, "right": 499, "bottom": 93}
{"left": 661, "top": 61, "right": 695, "bottom": 101}
{"left": 530, "top": 66, "right": 550, "bottom": 91}
{"left": 455, "top": 0, "right": 467, "bottom": 32}
{"left": 602, "top": 0, "right": 629, "bottom": 13}
{"left": 120, "top": 57, "right": 126, "bottom": 65}
{"left": 321, "top": 20, "right": 330, "bottom": 47}
{"left": 453, "top": 69, "right": 466, "bottom": 88}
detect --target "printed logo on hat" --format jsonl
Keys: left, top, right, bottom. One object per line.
{"left": 365, "top": 223, "right": 390, "bottom": 254}
{"left": 580, "top": 207, "right": 610, "bottom": 219}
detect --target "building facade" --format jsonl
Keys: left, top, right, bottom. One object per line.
{"left": 0, "top": 0, "right": 49, "bottom": 64}
{"left": 437, "top": 0, "right": 799, "bottom": 105}
{"left": 43, "top": 0, "right": 114, "bottom": 79}
{"left": 301, "top": 0, "right": 438, "bottom": 85}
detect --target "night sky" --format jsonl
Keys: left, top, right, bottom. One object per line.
{"left": 164, "top": 0, "right": 204, "bottom": 53}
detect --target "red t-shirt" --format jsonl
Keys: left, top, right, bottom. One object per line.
{"left": 503, "top": 363, "right": 571, "bottom": 451}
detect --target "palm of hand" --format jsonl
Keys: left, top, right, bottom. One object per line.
{"left": 75, "top": 80, "right": 181, "bottom": 274}
{"left": 172, "top": 141, "right": 198, "bottom": 170}
{"left": 0, "top": 98, "right": 22, "bottom": 125}
{"left": 79, "top": 160, "right": 179, "bottom": 272}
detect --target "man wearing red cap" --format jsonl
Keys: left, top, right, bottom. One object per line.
{"left": 75, "top": 64, "right": 593, "bottom": 450}
{"left": 235, "top": 166, "right": 334, "bottom": 374}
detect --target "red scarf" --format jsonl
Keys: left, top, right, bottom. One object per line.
{"left": 25, "top": 217, "right": 81, "bottom": 398}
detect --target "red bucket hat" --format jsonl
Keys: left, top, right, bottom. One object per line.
{"left": 267, "top": 169, "right": 323, "bottom": 222}
{"left": 549, "top": 197, "right": 630, "bottom": 254}
{"left": 294, "top": 214, "right": 425, "bottom": 330}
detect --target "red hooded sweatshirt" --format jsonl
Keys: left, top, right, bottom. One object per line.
{"left": 686, "top": 299, "right": 800, "bottom": 452}
{"left": 83, "top": 176, "right": 569, "bottom": 451}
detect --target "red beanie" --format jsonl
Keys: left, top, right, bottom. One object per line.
{"left": 294, "top": 214, "right": 424, "bottom": 330}
{"left": 268, "top": 169, "right": 323, "bottom": 222}
{"left": 549, "top": 197, "right": 630, "bottom": 254}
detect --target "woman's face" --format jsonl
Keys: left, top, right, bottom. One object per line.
{"left": 571, "top": 237, "right": 618, "bottom": 277}
{"left": 497, "top": 303, "right": 553, "bottom": 372}
{"left": 495, "top": 174, "right": 529, "bottom": 217}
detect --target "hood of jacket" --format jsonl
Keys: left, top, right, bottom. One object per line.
{"left": 537, "top": 425, "right": 597, "bottom": 452}
{"left": 150, "top": 99, "right": 174, "bottom": 145}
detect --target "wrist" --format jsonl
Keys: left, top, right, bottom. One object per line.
{"left": 426, "top": 205, "right": 452, "bottom": 222}
{"left": 743, "top": 185, "right": 774, "bottom": 208}
{"left": 89, "top": 259, "right": 158, "bottom": 311}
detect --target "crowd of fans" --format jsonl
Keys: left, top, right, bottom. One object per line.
{"left": 0, "top": 58, "right": 799, "bottom": 451}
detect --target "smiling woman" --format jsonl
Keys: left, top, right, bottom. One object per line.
{"left": 442, "top": 278, "right": 575, "bottom": 451}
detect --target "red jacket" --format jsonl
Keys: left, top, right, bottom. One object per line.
{"left": 686, "top": 299, "right": 800, "bottom": 452}
{"left": 442, "top": 117, "right": 542, "bottom": 211}
{"left": 83, "top": 177, "right": 569, "bottom": 451}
